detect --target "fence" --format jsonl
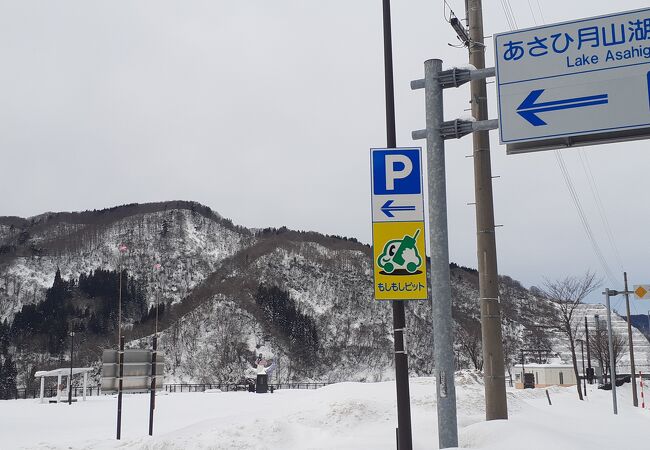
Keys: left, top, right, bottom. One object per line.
{"left": 4, "top": 382, "right": 330, "bottom": 400}
{"left": 8, "top": 385, "right": 102, "bottom": 400}
{"left": 163, "top": 382, "right": 331, "bottom": 393}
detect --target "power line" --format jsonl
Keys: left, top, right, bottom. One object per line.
{"left": 577, "top": 150, "right": 625, "bottom": 271}
{"left": 554, "top": 151, "right": 618, "bottom": 285}
{"left": 535, "top": 0, "right": 546, "bottom": 24}
{"left": 505, "top": 1, "right": 519, "bottom": 28}
{"left": 498, "top": 2, "right": 619, "bottom": 286}
{"left": 501, "top": 0, "right": 517, "bottom": 30}
{"left": 527, "top": 0, "right": 538, "bottom": 26}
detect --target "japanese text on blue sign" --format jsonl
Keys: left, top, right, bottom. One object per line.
{"left": 502, "top": 16, "right": 650, "bottom": 66}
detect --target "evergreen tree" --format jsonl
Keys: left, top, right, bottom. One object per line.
{"left": 0, "top": 320, "right": 10, "bottom": 355}
{"left": 0, "top": 356, "right": 17, "bottom": 400}
{"left": 0, "top": 359, "right": 4, "bottom": 399}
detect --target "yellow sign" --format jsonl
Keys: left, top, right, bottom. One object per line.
{"left": 634, "top": 285, "right": 650, "bottom": 300}
{"left": 373, "top": 221, "right": 427, "bottom": 300}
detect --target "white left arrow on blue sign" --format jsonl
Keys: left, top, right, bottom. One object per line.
{"left": 370, "top": 148, "right": 425, "bottom": 223}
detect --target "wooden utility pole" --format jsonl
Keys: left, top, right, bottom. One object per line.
{"left": 466, "top": 0, "right": 508, "bottom": 420}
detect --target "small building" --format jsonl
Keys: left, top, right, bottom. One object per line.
{"left": 34, "top": 367, "right": 93, "bottom": 403}
{"left": 513, "top": 363, "right": 577, "bottom": 389}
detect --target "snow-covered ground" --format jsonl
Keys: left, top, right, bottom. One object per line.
{"left": 1, "top": 374, "right": 648, "bottom": 449}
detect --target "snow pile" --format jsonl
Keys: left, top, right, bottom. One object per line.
{"left": 1, "top": 375, "right": 647, "bottom": 449}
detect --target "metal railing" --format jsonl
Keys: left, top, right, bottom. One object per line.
{"left": 6, "top": 385, "right": 102, "bottom": 400}
{"left": 2, "top": 382, "right": 331, "bottom": 400}
{"left": 163, "top": 382, "right": 331, "bottom": 393}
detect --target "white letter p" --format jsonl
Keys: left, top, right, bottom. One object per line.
{"left": 385, "top": 154, "right": 412, "bottom": 191}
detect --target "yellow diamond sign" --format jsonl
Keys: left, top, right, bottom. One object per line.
{"left": 634, "top": 285, "right": 650, "bottom": 300}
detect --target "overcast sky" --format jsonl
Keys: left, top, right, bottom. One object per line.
{"left": 1, "top": 1, "right": 648, "bottom": 311}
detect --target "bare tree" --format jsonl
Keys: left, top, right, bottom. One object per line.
{"left": 542, "top": 272, "right": 601, "bottom": 400}
{"left": 589, "top": 324, "right": 627, "bottom": 382}
{"left": 455, "top": 318, "right": 483, "bottom": 370}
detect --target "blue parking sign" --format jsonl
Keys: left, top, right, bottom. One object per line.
{"left": 372, "top": 149, "right": 421, "bottom": 195}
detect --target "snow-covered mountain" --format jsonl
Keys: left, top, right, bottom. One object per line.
{"left": 1, "top": 201, "right": 648, "bottom": 388}
{"left": 0, "top": 201, "right": 251, "bottom": 322}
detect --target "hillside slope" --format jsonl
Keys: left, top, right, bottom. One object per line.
{"left": 1, "top": 202, "right": 648, "bottom": 388}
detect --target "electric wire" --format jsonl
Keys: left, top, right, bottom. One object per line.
{"left": 577, "top": 150, "right": 625, "bottom": 272}
{"left": 527, "top": 0, "right": 538, "bottom": 26}
{"left": 498, "top": 2, "right": 620, "bottom": 286}
{"left": 554, "top": 152, "right": 618, "bottom": 285}
{"left": 499, "top": 0, "right": 516, "bottom": 30}
{"left": 535, "top": 0, "right": 546, "bottom": 24}
{"left": 443, "top": 0, "right": 454, "bottom": 23}
{"left": 505, "top": 1, "right": 519, "bottom": 29}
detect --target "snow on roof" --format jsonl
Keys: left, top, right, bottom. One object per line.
{"left": 34, "top": 367, "right": 93, "bottom": 377}
{"left": 516, "top": 363, "right": 574, "bottom": 369}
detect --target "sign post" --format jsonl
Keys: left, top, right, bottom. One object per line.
{"left": 410, "top": 59, "right": 470, "bottom": 449}
{"left": 494, "top": 7, "right": 650, "bottom": 154}
{"left": 380, "top": 1, "right": 413, "bottom": 448}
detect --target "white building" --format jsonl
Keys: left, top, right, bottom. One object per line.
{"left": 513, "top": 363, "right": 577, "bottom": 389}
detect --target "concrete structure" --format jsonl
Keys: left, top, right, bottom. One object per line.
{"left": 34, "top": 367, "right": 93, "bottom": 403}
{"left": 514, "top": 363, "right": 577, "bottom": 389}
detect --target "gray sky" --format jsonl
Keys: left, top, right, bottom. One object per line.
{"left": 1, "top": 1, "right": 649, "bottom": 311}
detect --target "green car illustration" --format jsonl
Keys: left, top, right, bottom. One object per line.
{"left": 377, "top": 229, "right": 422, "bottom": 274}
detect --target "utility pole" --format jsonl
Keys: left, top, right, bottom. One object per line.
{"left": 585, "top": 317, "right": 593, "bottom": 384}
{"left": 116, "top": 335, "right": 125, "bottom": 439}
{"left": 411, "top": 60, "right": 497, "bottom": 447}
{"left": 595, "top": 314, "right": 605, "bottom": 384}
{"left": 466, "top": 0, "right": 508, "bottom": 420}
{"left": 149, "top": 263, "right": 162, "bottom": 436}
{"left": 68, "top": 327, "right": 74, "bottom": 405}
{"left": 422, "top": 58, "right": 459, "bottom": 449}
{"left": 381, "top": 1, "right": 412, "bottom": 448}
{"left": 604, "top": 289, "right": 618, "bottom": 415}
{"left": 623, "top": 272, "right": 638, "bottom": 406}
{"left": 117, "top": 243, "right": 128, "bottom": 347}
{"left": 577, "top": 339, "right": 587, "bottom": 397}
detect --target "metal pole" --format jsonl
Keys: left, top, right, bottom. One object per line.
{"left": 521, "top": 349, "right": 525, "bottom": 387}
{"left": 68, "top": 329, "right": 74, "bottom": 405}
{"left": 149, "top": 335, "right": 157, "bottom": 436}
{"left": 585, "top": 316, "right": 592, "bottom": 383}
{"left": 623, "top": 272, "right": 638, "bottom": 406}
{"left": 117, "top": 335, "right": 125, "bottom": 439}
{"left": 381, "top": 1, "right": 412, "bottom": 448}
{"left": 579, "top": 339, "right": 586, "bottom": 396}
{"left": 424, "top": 58, "right": 459, "bottom": 449}
{"left": 118, "top": 263, "right": 122, "bottom": 348}
{"left": 604, "top": 289, "right": 618, "bottom": 415}
{"left": 466, "top": 0, "right": 508, "bottom": 421}
{"left": 595, "top": 314, "right": 604, "bottom": 384}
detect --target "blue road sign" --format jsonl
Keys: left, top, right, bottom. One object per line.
{"left": 372, "top": 149, "right": 421, "bottom": 195}
{"left": 370, "top": 148, "right": 425, "bottom": 223}
{"left": 494, "top": 7, "right": 650, "bottom": 154}
{"left": 517, "top": 90, "right": 609, "bottom": 126}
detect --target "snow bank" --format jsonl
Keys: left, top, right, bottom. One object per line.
{"left": 0, "top": 376, "right": 647, "bottom": 449}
